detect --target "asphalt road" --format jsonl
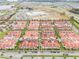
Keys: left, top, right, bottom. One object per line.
{"left": 0, "top": 51, "right": 79, "bottom": 59}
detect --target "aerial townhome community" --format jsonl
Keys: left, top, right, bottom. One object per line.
{"left": 0, "top": 1, "right": 79, "bottom": 59}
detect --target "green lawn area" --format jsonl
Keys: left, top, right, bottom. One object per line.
{"left": 74, "top": 21, "right": 79, "bottom": 29}
{"left": 0, "top": 31, "right": 9, "bottom": 39}
{"left": 0, "top": 58, "right": 8, "bottom": 59}
{"left": 70, "top": 18, "right": 79, "bottom": 29}
{"left": 0, "top": 56, "right": 9, "bottom": 59}
{"left": 0, "top": 10, "right": 9, "bottom": 15}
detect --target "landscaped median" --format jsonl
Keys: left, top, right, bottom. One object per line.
{"left": 70, "top": 17, "right": 79, "bottom": 29}
{"left": 53, "top": 25, "right": 65, "bottom": 50}
{"left": 15, "top": 21, "right": 29, "bottom": 49}
{"left": 54, "top": 27, "right": 61, "bottom": 42}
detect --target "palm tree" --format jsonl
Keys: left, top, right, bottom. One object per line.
{"left": 1, "top": 53, "right": 4, "bottom": 56}
{"left": 25, "top": 51, "right": 27, "bottom": 53}
{"left": 10, "top": 56, "right": 13, "bottom": 59}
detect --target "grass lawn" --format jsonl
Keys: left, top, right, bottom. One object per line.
{"left": 0, "top": 58, "right": 7, "bottom": 59}
{"left": 0, "top": 56, "right": 9, "bottom": 59}
{"left": 0, "top": 10, "right": 10, "bottom": 15}
{"left": 74, "top": 21, "right": 79, "bottom": 29}
{"left": 0, "top": 31, "right": 9, "bottom": 39}
{"left": 70, "top": 18, "right": 79, "bottom": 29}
